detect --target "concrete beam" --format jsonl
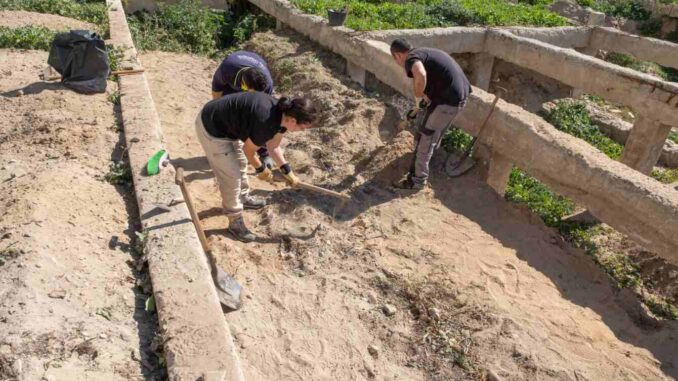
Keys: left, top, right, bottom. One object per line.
{"left": 621, "top": 115, "right": 673, "bottom": 174}
{"left": 590, "top": 27, "right": 678, "bottom": 70}
{"left": 109, "top": 1, "right": 245, "bottom": 380}
{"left": 471, "top": 53, "right": 494, "bottom": 91}
{"left": 248, "top": 0, "right": 678, "bottom": 264}
{"left": 368, "top": 26, "right": 591, "bottom": 50}
{"left": 485, "top": 29, "right": 678, "bottom": 126}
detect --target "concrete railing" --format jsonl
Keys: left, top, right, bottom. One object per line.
{"left": 108, "top": 1, "right": 245, "bottom": 380}
{"left": 590, "top": 27, "right": 678, "bottom": 70}
{"left": 248, "top": 0, "right": 678, "bottom": 265}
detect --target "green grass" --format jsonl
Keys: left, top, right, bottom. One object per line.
{"left": 0, "top": 25, "right": 55, "bottom": 50}
{"left": 127, "top": 0, "right": 274, "bottom": 57}
{"left": 669, "top": 132, "right": 678, "bottom": 145}
{"left": 0, "top": 0, "right": 109, "bottom": 32}
{"left": 102, "top": 161, "right": 132, "bottom": 185}
{"left": 606, "top": 52, "right": 678, "bottom": 83}
{"left": 582, "top": 0, "right": 651, "bottom": 21}
{"left": 290, "top": 0, "right": 569, "bottom": 31}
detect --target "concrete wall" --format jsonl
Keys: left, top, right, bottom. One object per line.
{"left": 108, "top": 1, "right": 245, "bottom": 380}
{"left": 122, "top": 0, "right": 230, "bottom": 13}
{"left": 247, "top": 0, "right": 678, "bottom": 265}
{"left": 590, "top": 27, "right": 678, "bottom": 70}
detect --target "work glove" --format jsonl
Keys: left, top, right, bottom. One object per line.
{"left": 280, "top": 163, "right": 300, "bottom": 187}
{"left": 256, "top": 165, "right": 273, "bottom": 182}
{"left": 407, "top": 97, "right": 431, "bottom": 120}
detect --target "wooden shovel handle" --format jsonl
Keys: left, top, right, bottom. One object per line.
{"left": 296, "top": 181, "right": 351, "bottom": 201}
{"left": 175, "top": 167, "right": 210, "bottom": 253}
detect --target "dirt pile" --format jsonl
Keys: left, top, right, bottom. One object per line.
{"left": 143, "top": 29, "right": 678, "bottom": 381}
{"left": 0, "top": 10, "right": 94, "bottom": 31}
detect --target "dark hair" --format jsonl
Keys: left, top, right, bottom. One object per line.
{"left": 242, "top": 68, "right": 268, "bottom": 92}
{"left": 277, "top": 97, "right": 317, "bottom": 125}
{"left": 390, "top": 38, "right": 412, "bottom": 54}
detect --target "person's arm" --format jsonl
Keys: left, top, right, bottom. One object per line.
{"left": 411, "top": 61, "right": 427, "bottom": 102}
{"left": 243, "top": 139, "right": 262, "bottom": 169}
{"left": 265, "top": 133, "right": 286, "bottom": 167}
{"left": 211, "top": 91, "right": 223, "bottom": 99}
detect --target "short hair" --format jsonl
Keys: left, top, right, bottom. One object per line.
{"left": 390, "top": 38, "right": 413, "bottom": 54}
{"left": 242, "top": 68, "right": 268, "bottom": 92}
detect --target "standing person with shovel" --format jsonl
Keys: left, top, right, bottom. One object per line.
{"left": 390, "top": 38, "right": 472, "bottom": 190}
{"left": 195, "top": 91, "right": 317, "bottom": 242}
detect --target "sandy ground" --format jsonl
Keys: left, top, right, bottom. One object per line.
{"left": 0, "top": 10, "right": 94, "bottom": 31}
{"left": 0, "top": 50, "right": 161, "bottom": 380}
{"left": 143, "top": 30, "right": 678, "bottom": 381}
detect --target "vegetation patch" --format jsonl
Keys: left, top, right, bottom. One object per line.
{"left": 605, "top": 52, "right": 678, "bottom": 83}
{"left": 0, "top": 25, "right": 55, "bottom": 50}
{"left": 0, "top": 0, "right": 108, "bottom": 32}
{"left": 127, "top": 0, "right": 274, "bottom": 57}
{"left": 291, "top": 0, "right": 568, "bottom": 31}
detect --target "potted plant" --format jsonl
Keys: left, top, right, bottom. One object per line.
{"left": 328, "top": 4, "right": 349, "bottom": 27}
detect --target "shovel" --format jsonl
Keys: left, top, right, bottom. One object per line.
{"left": 175, "top": 167, "right": 242, "bottom": 311}
{"left": 293, "top": 181, "right": 351, "bottom": 220}
{"left": 446, "top": 92, "right": 501, "bottom": 177}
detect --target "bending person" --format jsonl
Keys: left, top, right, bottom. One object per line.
{"left": 390, "top": 38, "right": 471, "bottom": 190}
{"left": 195, "top": 92, "right": 317, "bottom": 242}
{"left": 212, "top": 50, "right": 276, "bottom": 168}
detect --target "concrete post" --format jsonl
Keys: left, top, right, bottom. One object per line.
{"left": 621, "top": 115, "right": 673, "bottom": 174}
{"left": 474, "top": 142, "right": 513, "bottom": 196}
{"left": 346, "top": 60, "right": 366, "bottom": 87}
{"left": 471, "top": 53, "right": 494, "bottom": 91}
{"left": 276, "top": 19, "right": 283, "bottom": 30}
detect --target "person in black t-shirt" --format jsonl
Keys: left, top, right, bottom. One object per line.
{"left": 212, "top": 50, "right": 276, "bottom": 170}
{"left": 195, "top": 92, "right": 317, "bottom": 242}
{"left": 390, "top": 38, "right": 471, "bottom": 190}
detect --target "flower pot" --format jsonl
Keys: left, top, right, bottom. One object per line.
{"left": 327, "top": 8, "right": 349, "bottom": 27}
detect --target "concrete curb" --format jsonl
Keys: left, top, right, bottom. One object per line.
{"left": 107, "top": 1, "right": 246, "bottom": 380}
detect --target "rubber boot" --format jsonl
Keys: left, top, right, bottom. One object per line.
{"left": 228, "top": 215, "right": 256, "bottom": 243}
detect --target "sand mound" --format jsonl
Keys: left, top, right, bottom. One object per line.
{"left": 0, "top": 10, "right": 94, "bottom": 31}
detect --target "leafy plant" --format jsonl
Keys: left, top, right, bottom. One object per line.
{"left": 0, "top": 0, "right": 108, "bottom": 33}
{"left": 103, "top": 161, "right": 132, "bottom": 185}
{"left": 106, "top": 44, "right": 125, "bottom": 72}
{"left": 587, "top": 0, "right": 651, "bottom": 21}
{"left": 0, "top": 25, "right": 55, "bottom": 50}
{"left": 605, "top": 52, "right": 678, "bottom": 82}
{"left": 291, "top": 0, "right": 568, "bottom": 30}
{"left": 107, "top": 90, "right": 121, "bottom": 105}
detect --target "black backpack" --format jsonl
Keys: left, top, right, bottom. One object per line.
{"left": 48, "top": 30, "right": 110, "bottom": 94}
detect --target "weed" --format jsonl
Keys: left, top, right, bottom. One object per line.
{"left": 669, "top": 132, "right": 678, "bottom": 145}
{"left": 102, "top": 160, "right": 132, "bottom": 185}
{"left": 651, "top": 168, "right": 678, "bottom": 184}
{"left": 0, "top": 0, "right": 109, "bottom": 33}
{"left": 127, "top": 0, "right": 273, "bottom": 57}
{"left": 0, "top": 25, "right": 55, "bottom": 50}
{"left": 107, "top": 90, "right": 121, "bottom": 105}
{"left": 0, "top": 246, "right": 21, "bottom": 266}
{"left": 506, "top": 168, "right": 576, "bottom": 227}
{"left": 291, "top": 0, "right": 568, "bottom": 31}
{"left": 545, "top": 100, "right": 623, "bottom": 159}
{"left": 441, "top": 127, "right": 473, "bottom": 152}
{"left": 106, "top": 44, "right": 125, "bottom": 72}
{"left": 588, "top": 0, "right": 651, "bottom": 21}
{"left": 606, "top": 52, "right": 678, "bottom": 82}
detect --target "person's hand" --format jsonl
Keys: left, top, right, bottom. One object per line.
{"left": 256, "top": 166, "right": 273, "bottom": 182}
{"left": 283, "top": 171, "right": 300, "bottom": 187}
{"left": 406, "top": 108, "right": 419, "bottom": 121}
{"left": 261, "top": 155, "right": 275, "bottom": 170}
{"left": 419, "top": 96, "right": 431, "bottom": 109}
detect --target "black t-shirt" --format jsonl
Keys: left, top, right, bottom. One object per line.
{"left": 405, "top": 48, "right": 471, "bottom": 107}
{"left": 200, "top": 92, "right": 285, "bottom": 146}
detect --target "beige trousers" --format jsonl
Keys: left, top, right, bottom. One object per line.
{"left": 195, "top": 112, "right": 250, "bottom": 218}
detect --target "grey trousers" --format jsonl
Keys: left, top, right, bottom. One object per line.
{"left": 411, "top": 104, "right": 464, "bottom": 185}
{"left": 195, "top": 113, "right": 251, "bottom": 218}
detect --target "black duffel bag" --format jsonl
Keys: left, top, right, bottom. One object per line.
{"left": 48, "top": 30, "right": 110, "bottom": 94}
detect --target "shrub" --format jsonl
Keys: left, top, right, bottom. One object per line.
{"left": 0, "top": 25, "right": 55, "bottom": 50}
{"left": 590, "top": 0, "right": 651, "bottom": 21}
{"left": 0, "top": 0, "right": 108, "bottom": 28}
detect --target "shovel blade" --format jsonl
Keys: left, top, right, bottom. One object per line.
{"left": 213, "top": 268, "right": 242, "bottom": 311}
{"left": 445, "top": 151, "right": 476, "bottom": 177}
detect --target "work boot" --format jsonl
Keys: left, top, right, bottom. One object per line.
{"left": 393, "top": 174, "right": 425, "bottom": 191}
{"left": 228, "top": 216, "right": 256, "bottom": 243}
{"left": 242, "top": 194, "right": 266, "bottom": 210}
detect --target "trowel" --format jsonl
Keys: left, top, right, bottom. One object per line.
{"left": 175, "top": 167, "right": 242, "bottom": 311}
